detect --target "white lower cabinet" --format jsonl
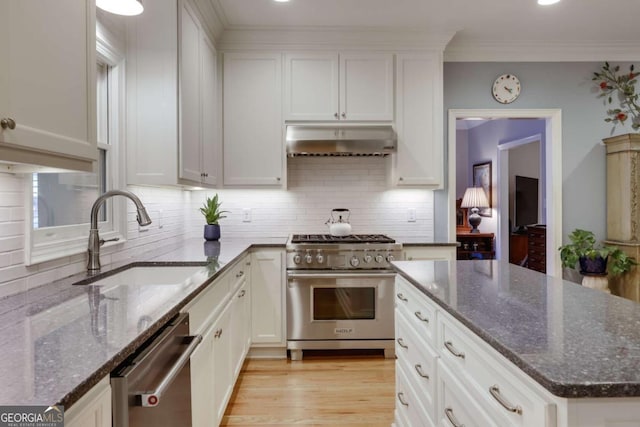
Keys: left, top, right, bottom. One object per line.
{"left": 187, "top": 254, "right": 253, "bottom": 427}
{"left": 212, "top": 301, "right": 233, "bottom": 424}
{"left": 191, "top": 314, "right": 216, "bottom": 427}
{"left": 437, "top": 361, "right": 496, "bottom": 427}
{"left": 64, "top": 377, "right": 111, "bottom": 427}
{"left": 250, "top": 249, "right": 285, "bottom": 347}
{"left": 230, "top": 265, "right": 251, "bottom": 379}
{"left": 395, "top": 274, "right": 556, "bottom": 427}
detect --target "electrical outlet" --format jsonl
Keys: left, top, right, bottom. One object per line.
{"left": 242, "top": 208, "right": 252, "bottom": 222}
{"left": 407, "top": 208, "right": 417, "bottom": 222}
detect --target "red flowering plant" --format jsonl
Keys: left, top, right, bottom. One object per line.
{"left": 593, "top": 62, "right": 639, "bottom": 132}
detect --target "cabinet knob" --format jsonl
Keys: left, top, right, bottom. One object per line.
{"left": 341, "top": 112, "right": 346, "bottom": 118}
{"left": 334, "top": 113, "right": 339, "bottom": 119}
{"left": 399, "top": 177, "right": 404, "bottom": 181}
{"left": 1, "top": 118, "right": 16, "bottom": 130}
{"left": 276, "top": 177, "right": 281, "bottom": 181}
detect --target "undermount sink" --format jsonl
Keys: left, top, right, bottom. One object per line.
{"left": 85, "top": 265, "right": 209, "bottom": 288}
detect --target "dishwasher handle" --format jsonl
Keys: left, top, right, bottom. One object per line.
{"left": 137, "top": 334, "right": 203, "bottom": 407}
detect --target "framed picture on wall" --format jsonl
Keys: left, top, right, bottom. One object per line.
{"left": 473, "top": 161, "right": 492, "bottom": 217}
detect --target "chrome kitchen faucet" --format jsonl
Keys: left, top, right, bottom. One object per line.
{"left": 87, "top": 190, "right": 152, "bottom": 273}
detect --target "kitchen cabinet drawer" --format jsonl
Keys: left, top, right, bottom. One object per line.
{"left": 396, "top": 310, "right": 438, "bottom": 420}
{"left": 396, "top": 276, "right": 437, "bottom": 346}
{"left": 437, "top": 361, "right": 497, "bottom": 427}
{"left": 396, "top": 355, "right": 435, "bottom": 427}
{"left": 438, "top": 312, "right": 555, "bottom": 427}
{"left": 185, "top": 272, "right": 230, "bottom": 334}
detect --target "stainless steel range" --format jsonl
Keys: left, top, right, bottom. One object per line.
{"left": 286, "top": 234, "right": 402, "bottom": 360}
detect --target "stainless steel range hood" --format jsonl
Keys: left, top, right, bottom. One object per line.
{"left": 286, "top": 125, "right": 397, "bottom": 157}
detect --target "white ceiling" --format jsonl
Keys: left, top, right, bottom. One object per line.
{"left": 209, "top": 0, "right": 640, "bottom": 57}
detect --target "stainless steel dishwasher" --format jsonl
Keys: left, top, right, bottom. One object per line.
{"left": 111, "top": 313, "right": 202, "bottom": 427}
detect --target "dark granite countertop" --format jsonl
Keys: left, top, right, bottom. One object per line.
{"left": 0, "top": 237, "right": 285, "bottom": 409}
{"left": 392, "top": 259, "right": 640, "bottom": 398}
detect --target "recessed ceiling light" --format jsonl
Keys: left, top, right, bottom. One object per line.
{"left": 97, "top": 0, "right": 144, "bottom": 16}
{"left": 538, "top": 0, "right": 561, "bottom": 5}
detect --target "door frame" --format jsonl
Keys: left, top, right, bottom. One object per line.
{"left": 447, "top": 109, "right": 563, "bottom": 278}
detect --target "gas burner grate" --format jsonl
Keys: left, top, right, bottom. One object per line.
{"left": 291, "top": 234, "right": 395, "bottom": 244}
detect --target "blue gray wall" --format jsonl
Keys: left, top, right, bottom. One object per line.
{"left": 436, "top": 62, "right": 636, "bottom": 243}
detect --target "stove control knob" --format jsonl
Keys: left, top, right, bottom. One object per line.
{"left": 293, "top": 254, "right": 302, "bottom": 264}
{"left": 375, "top": 254, "right": 384, "bottom": 263}
{"left": 363, "top": 254, "right": 373, "bottom": 264}
{"left": 316, "top": 253, "right": 324, "bottom": 264}
{"left": 350, "top": 256, "right": 360, "bottom": 267}
{"left": 305, "top": 253, "right": 313, "bottom": 264}
{"left": 386, "top": 254, "right": 395, "bottom": 262}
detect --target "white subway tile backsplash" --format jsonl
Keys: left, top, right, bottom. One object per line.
{"left": 0, "top": 159, "right": 435, "bottom": 295}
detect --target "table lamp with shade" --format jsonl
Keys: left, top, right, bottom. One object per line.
{"left": 461, "top": 187, "right": 490, "bottom": 233}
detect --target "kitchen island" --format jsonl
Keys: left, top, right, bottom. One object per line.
{"left": 392, "top": 259, "right": 640, "bottom": 427}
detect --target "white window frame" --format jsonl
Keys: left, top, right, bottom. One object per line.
{"left": 24, "top": 27, "right": 127, "bottom": 266}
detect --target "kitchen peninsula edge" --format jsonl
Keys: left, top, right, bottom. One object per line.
{"left": 0, "top": 238, "right": 283, "bottom": 410}
{"left": 392, "top": 259, "right": 640, "bottom": 399}
{"left": 0, "top": 238, "right": 449, "bottom": 411}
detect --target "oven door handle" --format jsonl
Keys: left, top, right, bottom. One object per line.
{"left": 136, "top": 334, "right": 203, "bottom": 407}
{"left": 287, "top": 271, "right": 397, "bottom": 279}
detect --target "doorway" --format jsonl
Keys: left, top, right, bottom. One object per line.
{"left": 447, "top": 109, "right": 563, "bottom": 278}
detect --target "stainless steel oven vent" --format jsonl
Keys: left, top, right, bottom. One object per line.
{"left": 286, "top": 125, "right": 396, "bottom": 157}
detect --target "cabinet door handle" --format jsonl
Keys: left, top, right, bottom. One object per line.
{"left": 1, "top": 118, "right": 16, "bottom": 130}
{"left": 444, "top": 407, "right": 464, "bottom": 427}
{"left": 414, "top": 364, "right": 429, "bottom": 379}
{"left": 396, "top": 337, "right": 408, "bottom": 349}
{"left": 397, "top": 392, "right": 409, "bottom": 407}
{"left": 334, "top": 112, "right": 339, "bottom": 119}
{"left": 414, "top": 311, "right": 429, "bottom": 323}
{"left": 238, "top": 290, "right": 246, "bottom": 298}
{"left": 236, "top": 271, "right": 244, "bottom": 278}
{"left": 489, "top": 385, "right": 523, "bottom": 415}
{"left": 396, "top": 293, "right": 408, "bottom": 302}
{"left": 444, "top": 340, "right": 465, "bottom": 359}
{"left": 341, "top": 112, "right": 346, "bottom": 118}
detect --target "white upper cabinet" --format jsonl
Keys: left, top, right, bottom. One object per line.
{"left": 179, "top": 0, "right": 218, "bottom": 186}
{"left": 284, "top": 52, "right": 393, "bottom": 121}
{"left": 223, "top": 52, "right": 284, "bottom": 186}
{"left": 339, "top": 53, "right": 394, "bottom": 121}
{"left": 284, "top": 53, "right": 339, "bottom": 121}
{"left": 127, "top": 0, "right": 218, "bottom": 187}
{"left": 0, "top": 0, "right": 97, "bottom": 171}
{"left": 178, "top": 1, "right": 202, "bottom": 183}
{"left": 392, "top": 53, "right": 443, "bottom": 188}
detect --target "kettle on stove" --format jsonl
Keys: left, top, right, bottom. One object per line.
{"left": 326, "top": 208, "right": 352, "bottom": 236}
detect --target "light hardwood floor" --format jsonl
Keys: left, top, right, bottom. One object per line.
{"left": 221, "top": 353, "right": 396, "bottom": 426}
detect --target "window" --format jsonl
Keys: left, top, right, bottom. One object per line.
{"left": 26, "top": 30, "right": 125, "bottom": 265}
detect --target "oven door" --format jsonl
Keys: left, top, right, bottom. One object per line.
{"left": 286, "top": 271, "right": 395, "bottom": 341}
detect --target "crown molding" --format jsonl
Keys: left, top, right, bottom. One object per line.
{"left": 193, "top": 0, "right": 225, "bottom": 44}
{"left": 444, "top": 40, "right": 640, "bottom": 62}
{"left": 219, "top": 27, "right": 455, "bottom": 52}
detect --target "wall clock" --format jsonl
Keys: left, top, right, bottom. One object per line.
{"left": 492, "top": 74, "right": 521, "bottom": 104}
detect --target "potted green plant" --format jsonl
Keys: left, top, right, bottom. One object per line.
{"left": 199, "top": 194, "right": 229, "bottom": 241}
{"left": 559, "top": 229, "right": 636, "bottom": 276}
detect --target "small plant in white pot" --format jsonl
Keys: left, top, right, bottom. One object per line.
{"left": 200, "top": 194, "right": 229, "bottom": 241}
